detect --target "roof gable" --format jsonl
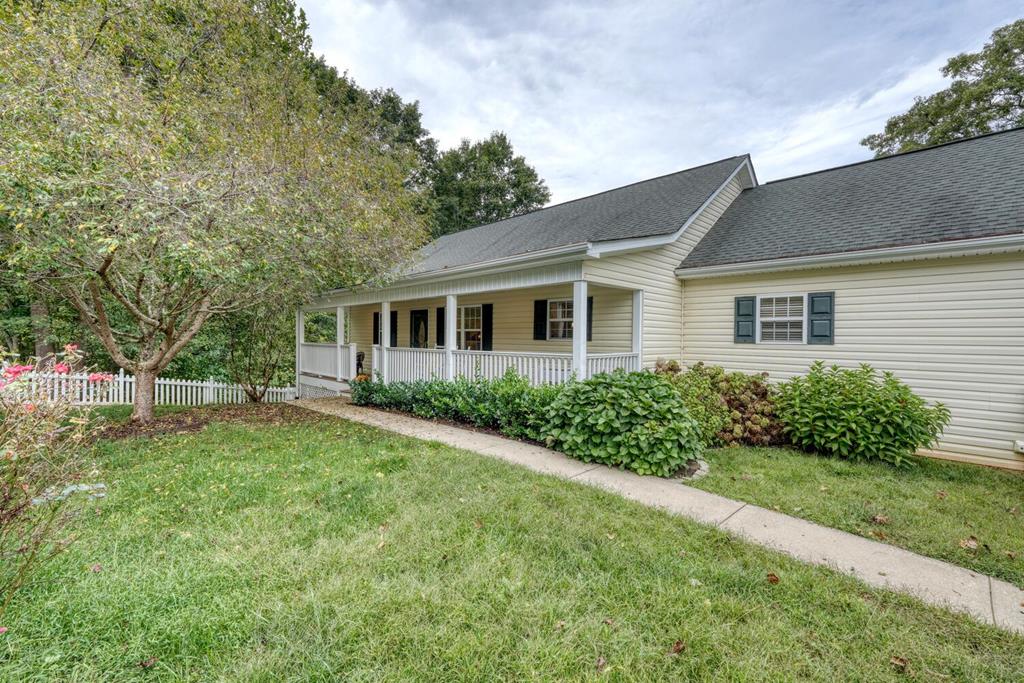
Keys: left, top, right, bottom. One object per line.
{"left": 679, "top": 128, "right": 1024, "bottom": 271}
{"left": 406, "top": 155, "right": 748, "bottom": 276}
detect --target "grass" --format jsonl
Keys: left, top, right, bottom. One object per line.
{"left": 2, "top": 406, "right": 1022, "bottom": 681}
{"left": 690, "top": 446, "right": 1024, "bottom": 587}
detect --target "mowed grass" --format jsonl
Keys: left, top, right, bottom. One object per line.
{"left": 2, "top": 407, "right": 1022, "bottom": 681}
{"left": 690, "top": 447, "right": 1024, "bottom": 587}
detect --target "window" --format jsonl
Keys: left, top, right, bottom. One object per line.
{"left": 758, "top": 295, "right": 805, "bottom": 343}
{"left": 547, "top": 299, "right": 573, "bottom": 340}
{"left": 457, "top": 305, "right": 482, "bottom": 350}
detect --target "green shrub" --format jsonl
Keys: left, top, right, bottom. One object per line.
{"left": 776, "top": 362, "right": 951, "bottom": 466}
{"left": 656, "top": 362, "right": 729, "bottom": 447}
{"left": 350, "top": 369, "right": 560, "bottom": 442}
{"left": 664, "top": 362, "right": 783, "bottom": 447}
{"left": 542, "top": 370, "right": 704, "bottom": 477}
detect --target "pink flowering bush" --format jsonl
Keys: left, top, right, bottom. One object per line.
{"left": 0, "top": 347, "right": 100, "bottom": 621}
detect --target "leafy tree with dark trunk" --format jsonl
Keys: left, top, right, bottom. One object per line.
{"left": 1, "top": 1, "right": 425, "bottom": 422}
{"left": 426, "top": 132, "right": 551, "bottom": 238}
{"left": 221, "top": 306, "right": 295, "bottom": 402}
{"left": 862, "top": 19, "right": 1024, "bottom": 156}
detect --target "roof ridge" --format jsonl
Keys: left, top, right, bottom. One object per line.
{"left": 432, "top": 154, "right": 747, "bottom": 241}
{"left": 763, "top": 125, "right": 1024, "bottom": 186}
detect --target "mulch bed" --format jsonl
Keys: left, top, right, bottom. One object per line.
{"left": 98, "top": 402, "right": 327, "bottom": 441}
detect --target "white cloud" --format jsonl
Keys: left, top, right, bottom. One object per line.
{"left": 300, "top": 0, "right": 1018, "bottom": 202}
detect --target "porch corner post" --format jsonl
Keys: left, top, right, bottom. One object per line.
{"left": 380, "top": 301, "right": 391, "bottom": 383}
{"left": 632, "top": 289, "right": 644, "bottom": 370}
{"left": 295, "top": 308, "right": 304, "bottom": 398}
{"left": 444, "top": 294, "right": 457, "bottom": 380}
{"left": 335, "top": 305, "right": 345, "bottom": 381}
{"left": 572, "top": 280, "right": 588, "bottom": 379}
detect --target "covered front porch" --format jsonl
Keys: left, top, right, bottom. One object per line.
{"left": 296, "top": 276, "right": 643, "bottom": 397}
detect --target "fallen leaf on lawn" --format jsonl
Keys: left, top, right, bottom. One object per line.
{"left": 378, "top": 523, "right": 389, "bottom": 533}
{"left": 602, "top": 618, "right": 615, "bottom": 627}
{"left": 1008, "top": 506, "right": 1019, "bottom": 516}
{"left": 595, "top": 656, "right": 608, "bottom": 673}
{"left": 606, "top": 533, "right": 616, "bottom": 540}
{"left": 871, "top": 514, "right": 890, "bottom": 525}
{"left": 959, "top": 536, "right": 979, "bottom": 551}
{"left": 473, "top": 519, "right": 484, "bottom": 529}
{"left": 818, "top": 485, "right": 829, "bottom": 492}
{"left": 89, "top": 564, "right": 102, "bottom": 573}
{"left": 889, "top": 655, "right": 908, "bottom": 673}
{"left": 870, "top": 530, "right": 888, "bottom": 540}
{"left": 554, "top": 620, "right": 566, "bottom": 630}
{"left": 935, "top": 490, "right": 947, "bottom": 500}
{"left": 1005, "top": 551, "right": 1018, "bottom": 560}
{"left": 740, "top": 474, "right": 753, "bottom": 481}
{"left": 668, "top": 640, "right": 686, "bottom": 655}
{"left": 137, "top": 657, "right": 158, "bottom": 669}
{"left": 376, "top": 540, "right": 386, "bottom": 550}
{"left": 766, "top": 572, "right": 780, "bottom": 585}
{"left": 689, "top": 578, "right": 702, "bottom": 587}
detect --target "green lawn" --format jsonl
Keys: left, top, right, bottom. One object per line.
{"left": 691, "top": 446, "right": 1024, "bottom": 587}
{"left": 3, "top": 406, "right": 1022, "bottom": 681}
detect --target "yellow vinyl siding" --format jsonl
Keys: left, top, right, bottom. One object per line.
{"left": 584, "top": 174, "right": 745, "bottom": 367}
{"left": 348, "top": 284, "right": 634, "bottom": 374}
{"left": 680, "top": 252, "right": 1024, "bottom": 470}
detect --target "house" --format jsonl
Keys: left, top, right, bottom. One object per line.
{"left": 298, "top": 127, "right": 1024, "bottom": 471}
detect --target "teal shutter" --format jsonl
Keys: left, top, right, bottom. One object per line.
{"left": 807, "top": 292, "right": 834, "bottom": 344}
{"left": 734, "top": 296, "right": 756, "bottom": 343}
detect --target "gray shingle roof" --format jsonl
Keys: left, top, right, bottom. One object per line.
{"left": 406, "top": 156, "right": 746, "bottom": 276}
{"left": 679, "top": 128, "right": 1024, "bottom": 271}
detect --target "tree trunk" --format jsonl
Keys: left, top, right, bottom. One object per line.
{"left": 132, "top": 370, "right": 157, "bottom": 423}
{"left": 30, "top": 299, "right": 53, "bottom": 359}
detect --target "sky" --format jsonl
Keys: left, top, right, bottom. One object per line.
{"left": 299, "top": 1, "right": 1019, "bottom": 204}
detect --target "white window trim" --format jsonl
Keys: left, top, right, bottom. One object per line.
{"left": 755, "top": 293, "right": 807, "bottom": 345}
{"left": 546, "top": 298, "right": 574, "bottom": 340}
{"left": 457, "top": 304, "right": 482, "bottom": 350}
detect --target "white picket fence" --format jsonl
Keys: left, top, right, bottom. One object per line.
{"left": 26, "top": 370, "right": 295, "bottom": 406}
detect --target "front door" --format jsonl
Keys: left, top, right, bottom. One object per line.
{"left": 410, "top": 309, "right": 429, "bottom": 348}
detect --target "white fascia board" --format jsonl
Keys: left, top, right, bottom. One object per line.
{"left": 674, "top": 233, "right": 1024, "bottom": 279}
{"left": 585, "top": 157, "right": 755, "bottom": 259}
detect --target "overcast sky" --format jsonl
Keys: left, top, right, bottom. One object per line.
{"left": 299, "top": 1, "right": 1018, "bottom": 203}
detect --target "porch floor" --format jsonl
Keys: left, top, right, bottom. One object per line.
{"left": 294, "top": 397, "right": 1024, "bottom": 635}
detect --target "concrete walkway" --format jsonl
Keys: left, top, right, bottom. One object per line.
{"left": 296, "top": 398, "right": 1024, "bottom": 635}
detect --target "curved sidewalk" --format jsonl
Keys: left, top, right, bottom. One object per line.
{"left": 296, "top": 398, "right": 1024, "bottom": 635}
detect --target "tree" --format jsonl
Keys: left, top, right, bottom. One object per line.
{"left": 220, "top": 306, "right": 295, "bottom": 402}
{"left": 427, "top": 132, "right": 551, "bottom": 238}
{"left": 862, "top": 19, "right": 1024, "bottom": 156}
{"left": 1, "top": 1, "right": 425, "bottom": 422}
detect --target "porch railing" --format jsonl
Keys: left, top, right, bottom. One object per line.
{"left": 587, "top": 352, "right": 641, "bottom": 376}
{"left": 453, "top": 350, "right": 573, "bottom": 385}
{"left": 299, "top": 342, "right": 357, "bottom": 380}
{"left": 388, "top": 347, "right": 445, "bottom": 382}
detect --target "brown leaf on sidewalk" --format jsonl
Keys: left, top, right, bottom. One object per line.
{"left": 959, "top": 536, "right": 979, "bottom": 551}
{"left": 766, "top": 572, "right": 780, "bottom": 585}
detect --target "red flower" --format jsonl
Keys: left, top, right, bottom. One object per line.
{"left": 64, "top": 343, "right": 79, "bottom": 353}
{"left": 87, "top": 372, "right": 114, "bottom": 383}
{"left": 54, "top": 362, "right": 71, "bottom": 375}
{"left": 23, "top": 402, "right": 36, "bottom": 413}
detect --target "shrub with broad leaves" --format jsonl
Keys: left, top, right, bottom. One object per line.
{"left": 1, "top": 346, "right": 103, "bottom": 621}
{"left": 655, "top": 362, "right": 729, "bottom": 447}
{"left": 543, "top": 370, "right": 704, "bottom": 477}
{"left": 776, "top": 361, "right": 951, "bottom": 466}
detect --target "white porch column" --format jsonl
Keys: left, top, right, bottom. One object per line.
{"left": 444, "top": 294, "right": 457, "bottom": 380}
{"left": 572, "top": 280, "right": 588, "bottom": 379}
{"left": 335, "top": 306, "right": 345, "bottom": 381}
{"left": 380, "top": 301, "right": 391, "bottom": 383}
{"left": 632, "top": 289, "right": 644, "bottom": 370}
{"left": 294, "top": 308, "right": 304, "bottom": 397}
